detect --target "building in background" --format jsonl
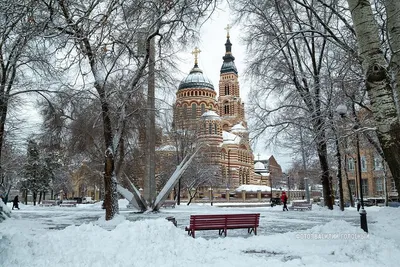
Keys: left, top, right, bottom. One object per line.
{"left": 172, "top": 28, "right": 255, "bottom": 195}
{"left": 344, "top": 147, "right": 398, "bottom": 202}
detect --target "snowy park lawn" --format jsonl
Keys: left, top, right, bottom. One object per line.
{"left": 1, "top": 199, "right": 399, "bottom": 267}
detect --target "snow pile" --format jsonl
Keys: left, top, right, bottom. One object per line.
{"left": 1, "top": 208, "right": 400, "bottom": 267}
{"left": 0, "top": 199, "right": 11, "bottom": 221}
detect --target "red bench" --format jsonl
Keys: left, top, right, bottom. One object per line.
{"left": 185, "top": 213, "right": 260, "bottom": 238}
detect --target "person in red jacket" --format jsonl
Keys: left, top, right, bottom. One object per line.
{"left": 281, "top": 191, "right": 288, "bottom": 211}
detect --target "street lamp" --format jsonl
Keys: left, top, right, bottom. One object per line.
{"left": 336, "top": 104, "right": 368, "bottom": 233}
{"left": 287, "top": 175, "right": 290, "bottom": 203}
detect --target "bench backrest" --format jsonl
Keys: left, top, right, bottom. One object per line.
{"left": 62, "top": 200, "right": 78, "bottom": 204}
{"left": 189, "top": 214, "right": 260, "bottom": 227}
{"left": 292, "top": 201, "right": 311, "bottom": 205}
{"left": 42, "top": 200, "right": 56, "bottom": 203}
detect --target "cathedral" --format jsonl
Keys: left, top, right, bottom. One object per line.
{"left": 173, "top": 28, "right": 259, "bottom": 193}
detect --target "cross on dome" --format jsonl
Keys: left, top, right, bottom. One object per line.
{"left": 191, "top": 47, "right": 201, "bottom": 66}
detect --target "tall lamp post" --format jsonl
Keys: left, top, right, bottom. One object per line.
{"left": 287, "top": 175, "right": 290, "bottom": 203}
{"left": 336, "top": 104, "right": 368, "bottom": 233}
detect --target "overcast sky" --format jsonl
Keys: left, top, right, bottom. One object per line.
{"left": 15, "top": 2, "right": 293, "bottom": 171}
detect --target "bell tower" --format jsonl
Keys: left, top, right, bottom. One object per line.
{"left": 218, "top": 25, "right": 246, "bottom": 131}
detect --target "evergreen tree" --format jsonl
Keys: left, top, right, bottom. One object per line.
{"left": 24, "top": 139, "right": 51, "bottom": 205}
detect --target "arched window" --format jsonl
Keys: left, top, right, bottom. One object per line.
{"left": 183, "top": 105, "right": 187, "bottom": 119}
{"left": 201, "top": 104, "right": 205, "bottom": 114}
{"left": 224, "top": 103, "right": 230, "bottom": 115}
{"left": 191, "top": 103, "right": 197, "bottom": 119}
{"left": 225, "top": 85, "right": 229, "bottom": 95}
{"left": 209, "top": 123, "right": 212, "bottom": 134}
{"left": 214, "top": 124, "right": 218, "bottom": 134}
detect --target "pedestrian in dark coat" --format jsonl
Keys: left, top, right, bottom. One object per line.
{"left": 281, "top": 191, "right": 289, "bottom": 211}
{"left": 12, "top": 195, "right": 20, "bottom": 210}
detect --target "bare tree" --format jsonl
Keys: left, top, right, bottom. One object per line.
{"left": 42, "top": 0, "right": 217, "bottom": 219}
{"left": 0, "top": 1, "right": 56, "bottom": 185}
{"left": 231, "top": 0, "right": 357, "bottom": 209}
{"left": 182, "top": 156, "right": 221, "bottom": 205}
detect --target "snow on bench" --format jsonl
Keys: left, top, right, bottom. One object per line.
{"left": 59, "top": 200, "right": 77, "bottom": 207}
{"left": 40, "top": 200, "right": 57, "bottom": 207}
{"left": 289, "top": 201, "right": 312, "bottom": 211}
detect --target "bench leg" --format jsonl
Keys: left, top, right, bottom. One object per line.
{"left": 219, "top": 229, "right": 226, "bottom": 236}
{"left": 248, "top": 227, "right": 257, "bottom": 235}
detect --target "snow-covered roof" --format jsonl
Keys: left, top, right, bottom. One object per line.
{"left": 231, "top": 122, "right": 248, "bottom": 133}
{"left": 254, "top": 161, "right": 266, "bottom": 171}
{"left": 222, "top": 131, "right": 241, "bottom": 144}
{"left": 178, "top": 66, "right": 214, "bottom": 90}
{"left": 201, "top": 110, "right": 221, "bottom": 120}
{"left": 235, "top": 184, "right": 272, "bottom": 192}
{"left": 156, "top": 145, "right": 176, "bottom": 152}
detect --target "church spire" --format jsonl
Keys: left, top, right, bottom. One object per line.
{"left": 221, "top": 24, "right": 237, "bottom": 74}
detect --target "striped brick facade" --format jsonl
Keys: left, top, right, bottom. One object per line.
{"left": 173, "top": 34, "right": 254, "bottom": 192}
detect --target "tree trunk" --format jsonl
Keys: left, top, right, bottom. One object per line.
{"left": 24, "top": 189, "right": 28, "bottom": 205}
{"left": 98, "top": 85, "right": 119, "bottom": 220}
{"left": 386, "top": 0, "right": 400, "bottom": 106}
{"left": 33, "top": 192, "right": 37, "bottom": 206}
{"left": 317, "top": 138, "right": 333, "bottom": 209}
{"left": 347, "top": 0, "right": 400, "bottom": 195}
{"left": 187, "top": 190, "right": 197, "bottom": 205}
{"left": 104, "top": 148, "right": 118, "bottom": 220}
{"left": 336, "top": 137, "right": 345, "bottom": 211}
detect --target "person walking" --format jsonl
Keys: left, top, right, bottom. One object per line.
{"left": 281, "top": 191, "right": 289, "bottom": 211}
{"left": 12, "top": 195, "right": 20, "bottom": 210}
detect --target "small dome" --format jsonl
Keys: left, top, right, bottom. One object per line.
{"left": 201, "top": 110, "right": 221, "bottom": 120}
{"left": 254, "top": 161, "right": 266, "bottom": 171}
{"left": 178, "top": 66, "right": 214, "bottom": 90}
{"left": 231, "top": 123, "right": 248, "bottom": 133}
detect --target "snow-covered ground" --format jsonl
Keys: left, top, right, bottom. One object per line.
{"left": 1, "top": 200, "right": 399, "bottom": 267}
